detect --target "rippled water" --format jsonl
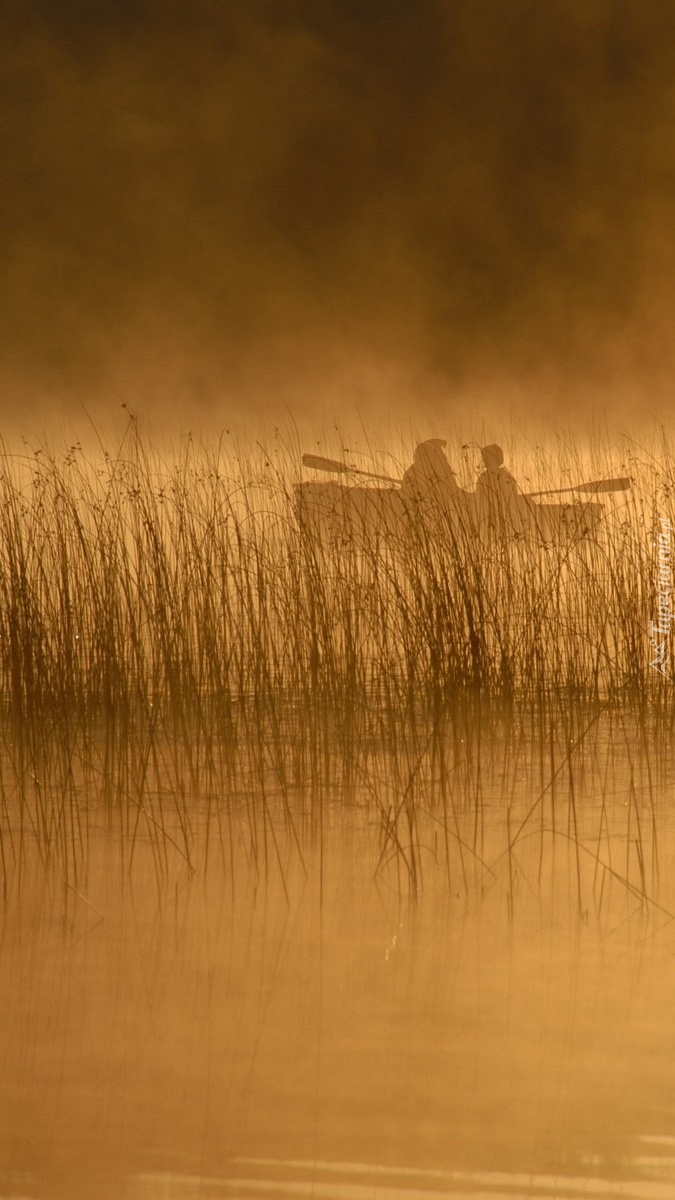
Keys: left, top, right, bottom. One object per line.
{"left": 2, "top": 710, "right": 675, "bottom": 1200}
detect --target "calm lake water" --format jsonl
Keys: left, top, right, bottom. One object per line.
{"left": 2, "top": 706, "right": 675, "bottom": 1200}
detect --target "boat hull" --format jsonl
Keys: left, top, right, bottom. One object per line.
{"left": 294, "top": 481, "right": 604, "bottom": 545}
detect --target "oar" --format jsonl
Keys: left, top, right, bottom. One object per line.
{"left": 302, "top": 453, "right": 400, "bottom": 484}
{"left": 524, "top": 477, "right": 632, "bottom": 499}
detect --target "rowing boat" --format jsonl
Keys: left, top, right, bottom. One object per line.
{"left": 294, "top": 480, "right": 604, "bottom": 545}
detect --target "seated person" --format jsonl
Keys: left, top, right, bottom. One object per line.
{"left": 400, "top": 439, "right": 460, "bottom": 506}
{"left": 475, "top": 443, "right": 531, "bottom": 533}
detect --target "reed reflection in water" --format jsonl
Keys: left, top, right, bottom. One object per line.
{"left": 1, "top": 705, "right": 675, "bottom": 1200}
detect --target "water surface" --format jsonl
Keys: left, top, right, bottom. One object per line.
{"left": 1, "top": 710, "right": 675, "bottom": 1199}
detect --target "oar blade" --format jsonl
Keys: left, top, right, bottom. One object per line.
{"left": 577, "top": 476, "right": 633, "bottom": 494}
{"left": 528, "top": 476, "right": 633, "bottom": 498}
{"left": 302, "top": 453, "right": 349, "bottom": 474}
{"left": 302, "top": 453, "right": 401, "bottom": 484}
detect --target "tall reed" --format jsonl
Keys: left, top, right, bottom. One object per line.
{"left": 0, "top": 421, "right": 670, "bottom": 910}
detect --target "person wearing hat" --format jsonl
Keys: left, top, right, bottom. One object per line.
{"left": 400, "top": 439, "right": 460, "bottom": 506}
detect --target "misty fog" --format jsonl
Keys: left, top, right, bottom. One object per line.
{"left": 2, "top": 0, "right": 675, "bottom": 435}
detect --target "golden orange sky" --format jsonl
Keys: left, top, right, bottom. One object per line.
{"left": 2, "top": 0, "right": 675, "bottom": 434}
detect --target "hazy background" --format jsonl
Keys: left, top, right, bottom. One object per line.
{"left": 3, "top": 0, "right": 675, "bottom": 437}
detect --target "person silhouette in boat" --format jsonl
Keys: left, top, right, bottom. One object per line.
{"left": 475, "top": 443, "right": 530, "bottom": 532}
{"left": 400, "top": 439, "right": 459, "bottom": 506}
